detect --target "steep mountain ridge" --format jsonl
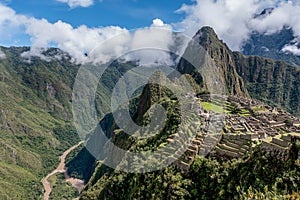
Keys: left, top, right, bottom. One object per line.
{"left": 177, "top": 26, "right": 248, "bottom": 97}
{"left": 234, "top": 52, "right": 300, "bottom": 115}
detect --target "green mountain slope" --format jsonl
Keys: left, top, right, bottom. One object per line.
{"left": 0, "top": 47, "right": 81, "bottom": 199}
{"left": 234, "top": 52, "right": 300, "bottom": 115}
{"left": 0, "top": 47, "right": 138, "bottom": 199}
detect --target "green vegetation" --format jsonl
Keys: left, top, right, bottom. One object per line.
{"left": 81, "top": 145, "right": 300, "bottom": 200}
{"left": 201, "top": 102, "right": 225, "bottom": 113}
{"left": 0, "top": 47, "right": 139, "bottom": 199}
{"left": 81, "top": 70, "right": 300, "bottom": 199}
{"left": 0, "top": 162, "right": 42, "bottom": 199}
{"left": 251, "top": 105, "right": 269, "bottom": 113}
{"left": 0, "top": 47, "right": 80, "bottom": 188}
{"left": 67, "top": 27, "right": 300, "bottom": 199}
{"left": 64, "top": 27, "right": 300, "bottom": 199}
{"left": 2, "top": 25, "right": 300, "bottom": 200}
{"left": 234, "top": 52, "right": 300, "bottom": 116}
{"left": 48, "top": 173, "right": 78, "bottom": 200}
{"left": 65, "top": 145, "right": 96, "bottom": 182}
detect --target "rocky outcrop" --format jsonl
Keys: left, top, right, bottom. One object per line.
{"left": 177, "top": 26, "right": 248, "bottom": 97}
{"left": 234, "top": 52, "right": 300, "bottom": 116}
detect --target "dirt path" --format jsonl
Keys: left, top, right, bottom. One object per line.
{"left": 42, "top": 141, "right": 84, "bottom": 200}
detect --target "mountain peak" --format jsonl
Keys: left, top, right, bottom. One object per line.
{"left": 192, "top": 26, "right": 231, "bottom": 55}
{"left": 178, "top": 26, "right": 248, "bottom": 97}
{"left": 193, "top": 26, "right": 219, "bottom": 45}
{"left": 195, "top": 26, "right": 217, "bottom": 37}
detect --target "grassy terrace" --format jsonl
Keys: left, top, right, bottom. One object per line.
{"left": 237, "top": 108, "right": 251, "bottom": 116}
{"left": 201, "top": 102, "right": 226, "bottom": 113}
{"left": 200, "top": 100, "right": 252, "bottom": 116}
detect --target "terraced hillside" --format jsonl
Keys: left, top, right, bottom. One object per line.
{"left": 81, "top": 82, "right": 300, "bottom": 199}
{"left": 164, "top": 94, "right": 300, "bottom": 171}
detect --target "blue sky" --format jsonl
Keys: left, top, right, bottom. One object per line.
{"left": 0, "top": 0, "right": 191, "bottom": 46}
{"left": 6, "top": 0, "right": 190, "bottom": 28}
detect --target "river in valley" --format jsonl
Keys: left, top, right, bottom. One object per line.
{"left": 42, "top": 141, "right": 84, "bottom": 200}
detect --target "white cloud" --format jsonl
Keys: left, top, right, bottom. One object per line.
{"left": 56, "top": 0, "right": 94, "bottom": 8}
{"left": 124, "top": 19, "right": 175, "bottom": 66}
{"left": 0, "top": 4, "right": 27, "bottom": 41}
{"left": 4, "top": 0, "right": 300, "bottom": 64}
{"left": 282, "top": 42, "right": 300, "bottom": 55}
{"left": 250, "top": 2, "right": 300, "bottom": 34}
{"left": 152, "top": 18, "right": 165, "bottom": 27}
{"left": 24, "top": 18, "right": 129, "bottom": 63}
{"left": 250, "top": 1, "right": 300, "bottom": 54}
{"left": 175, "top": 0, "right": 300, "bottom": 54}
{"left": 0, "top": 4, "right": 178, "bottom": 65}
{"left": 23, "top": 17, "right": 178, "bottom": 64}
{"left": 89, "top": 18, "right": 180, "bottom": 66}
{"left": 0, "top": 3, "right": 131, "bottom": 63}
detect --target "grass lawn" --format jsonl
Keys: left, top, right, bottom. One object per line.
{"left": 201, "top": 102, "right": 226, "bottom": 113}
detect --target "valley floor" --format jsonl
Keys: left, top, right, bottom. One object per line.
{"left": 42, "top": 141, "right": 85, "bottom": 200}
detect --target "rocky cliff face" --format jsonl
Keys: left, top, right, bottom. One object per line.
{"left": 177, "top": 26, "right": 248, "bottom": 97}
{"left": 234, "top": 52, "right": 300, "bottom": 115}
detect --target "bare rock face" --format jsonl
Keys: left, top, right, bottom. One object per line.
{"left": 46, "top": 82, "right": 57, "bottom": 98}
{"left": 177, "top": 26, "right": 248, "bottom": 97}
{"left": 234, "top": 51, "right": 300, "bottom": 116}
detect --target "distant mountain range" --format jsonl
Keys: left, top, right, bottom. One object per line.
{"left": 242, "top": 8, "right": 300, "bottom": 67}
{"left": 242, "top": 27, "right": 300, "bottom": 67}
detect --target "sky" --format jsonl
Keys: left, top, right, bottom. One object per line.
{"left": 0, "top": 0, "right": 190, "bottom": 46}
{"left": 1, "top": 0, "right": 300, "bottom": 63}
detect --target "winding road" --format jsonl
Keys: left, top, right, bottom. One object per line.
{"left": 42, "top": 141, "right": 85, "bottom": 200}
